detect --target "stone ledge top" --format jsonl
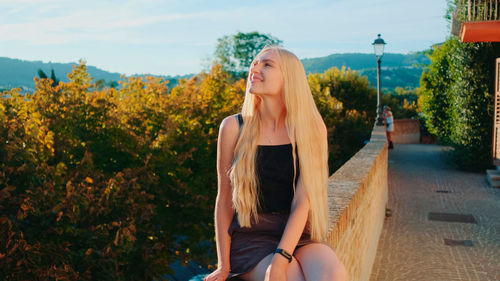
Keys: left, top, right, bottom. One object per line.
{"left": 327, "top": 124, "right": 387, "bottom": 226}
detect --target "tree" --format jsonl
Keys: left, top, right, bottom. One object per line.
{"left": 381, "top": 87, "right": 420, "bottom": 120}
{"left": 308, "top": 66, "right": 376, "bottom": 172}
{"left": 214, "top": 31, "right": 283, "bottom": 77}
{"left": 94, "top": 79, "right": 118, "bottom": 90}
{"left": 37, "top": 68, "right": 59, "bottom": 87}
{"left": 308, "top": 66, "right": 377, "bottom": 118}
{"left": 37, "top": 68, "right": 48, "bottom": 79}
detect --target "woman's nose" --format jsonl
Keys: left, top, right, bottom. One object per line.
{"left": 250, "top": 62, "right": 261, "bottom": 73}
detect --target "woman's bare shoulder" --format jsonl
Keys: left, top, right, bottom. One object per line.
{"left": 219, "top": 114, "right": 240, "bottom": 144}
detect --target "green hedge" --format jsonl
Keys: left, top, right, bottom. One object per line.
{"left": 419, "top": 38, "right": 500, "bottom": 170}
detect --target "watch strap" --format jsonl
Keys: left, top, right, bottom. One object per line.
{"left": 274, "top": 248, "right": 293, "bottom": 263}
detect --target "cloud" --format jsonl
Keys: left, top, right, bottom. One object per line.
{"left": 0, "top": 5, "right": 217, "bottom": 45}
{"left": 0, "top": 0, "right": 62, "bottom": 3}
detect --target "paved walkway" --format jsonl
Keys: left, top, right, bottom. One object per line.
{"left": 370, "top": 144, "right": 500, "bottom": 281}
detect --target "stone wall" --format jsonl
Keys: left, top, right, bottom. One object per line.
{"left": 392, "top": 119, "right": 421, "bottom": 144}
{"left": 326, "top": 124, "right": 388, "bottom": 281}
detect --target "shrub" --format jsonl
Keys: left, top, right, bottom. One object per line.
{"left": 0, "top": 63, "right": 244, "bottom": 280}
{"left": 419, "top": 38, "right": 500, "bottom": 170}
{"left": 309, "top": 66, "right": 376, "bottom": 173}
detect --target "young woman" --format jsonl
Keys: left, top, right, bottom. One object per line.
{"left": 383, "top": 106, "right": 394, "bottom": 149}
{"left": 204, "top": 46, "right": 348, "bottom": 281}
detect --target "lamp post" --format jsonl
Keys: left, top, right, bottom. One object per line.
{"left": 372, "top": 34, "right": 386, "bottom": 126}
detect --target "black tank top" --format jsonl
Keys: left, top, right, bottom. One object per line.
{"left": 236, "top": 114, "right": 299, "bottom": 214}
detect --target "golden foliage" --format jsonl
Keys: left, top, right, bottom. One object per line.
{"left": 0, "top": 62, "right": 243, "bottom": 280}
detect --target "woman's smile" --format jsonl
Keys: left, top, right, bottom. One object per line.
{"left": 250, "top": 74, "right": 263, "bottom": 83}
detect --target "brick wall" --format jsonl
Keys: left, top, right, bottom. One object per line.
{"left": 327, "top": 124, "right": 388, "bottom": 281}
{"left": 391, "top": 119, "right": 421, "bottom": 144}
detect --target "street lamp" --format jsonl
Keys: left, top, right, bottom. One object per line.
{"left": 372, "top": 34, "right": 386, "bottom": 126}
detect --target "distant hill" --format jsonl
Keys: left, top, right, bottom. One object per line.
{"left": 1, "top": 52, "right": 431, "bottom": 93}
{"left": 301, "top": 52, "right": 431, "bottom": 90}
{"left": 0, "top": 57, "right": 193, "bottom": 93}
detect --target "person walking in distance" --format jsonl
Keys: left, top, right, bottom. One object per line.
{"left": 204, "top": 46, "right": 348, "bottom": 281}
{"left": 383, "top": 105, "right": 394, "bottom": 149}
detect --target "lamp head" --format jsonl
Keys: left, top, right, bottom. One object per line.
{"left": 372, "top": 34, "right": 386, "bottom": 57}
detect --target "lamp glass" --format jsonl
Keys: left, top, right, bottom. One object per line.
{"left": 373, "top": 44, "right": 385, "bottom": 57}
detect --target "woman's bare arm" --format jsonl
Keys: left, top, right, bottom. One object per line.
{"left": 263, "top": 176, "right": 310, "bottom": 281}
{"left": 273, "top": 122, "right": 327, "bottom": 264}
{"left": 213, "top": 115, "right": 239, "bottom": 271}
{"left": 275, "top": 176, "right": 310, "bottom": 258}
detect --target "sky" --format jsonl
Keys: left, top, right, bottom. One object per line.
{"left": 0, "top": 0, "right": 450, "bottom": 76}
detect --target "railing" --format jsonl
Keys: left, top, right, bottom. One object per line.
{"left": 456, "top": 0, "right": 499, "bottom": 22}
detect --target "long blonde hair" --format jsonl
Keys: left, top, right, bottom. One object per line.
{"left": 229, "top": 46, "right": 329, "bottom": 242}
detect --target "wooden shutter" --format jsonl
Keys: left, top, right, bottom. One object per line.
{"left": 493, "top": 58, "right": 500, "bottom": 165}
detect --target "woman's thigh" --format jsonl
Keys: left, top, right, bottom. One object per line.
{"left": 294, "top": 243, "right": 348, "bottom": 281}
{"left": 241, "top": 253, "right": 305, "bottom": 281}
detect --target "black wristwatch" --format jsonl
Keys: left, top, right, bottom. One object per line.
{"left": 274, "top": 248, "right": 293, "bottom": 263}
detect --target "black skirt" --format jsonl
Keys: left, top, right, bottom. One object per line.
{"left": 227, "top": 213, "right": 314, "bottom": 280}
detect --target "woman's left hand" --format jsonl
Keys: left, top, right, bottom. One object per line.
{"left": 264, "top": 255, "right": 288, "bottom": 281}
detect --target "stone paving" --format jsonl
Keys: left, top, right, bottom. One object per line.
{"left": 370, "top": 144, "right": 500, "bottom": 281}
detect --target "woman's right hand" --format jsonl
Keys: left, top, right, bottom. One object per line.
{"left": 204, "top": 266, "right": 230, "bottom": 281}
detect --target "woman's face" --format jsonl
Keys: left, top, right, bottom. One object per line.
{"left": 248, "top": 50, "right": 284, "bottom": 97}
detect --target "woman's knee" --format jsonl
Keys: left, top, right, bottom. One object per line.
{"left": 295, "top": 243, "right": 349, "bottom": 281}
{"left": 330, "top": 260, "right": 348, "bottom": 281}
{"left": 317, "top": 254, "right": 348, "bottom": 281}
{"left": 242, "top": 253, "right": 306, "bottom": 281}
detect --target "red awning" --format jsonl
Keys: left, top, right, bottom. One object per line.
{"left": 461, "top": 21, "right": 500, "bottom": 42}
